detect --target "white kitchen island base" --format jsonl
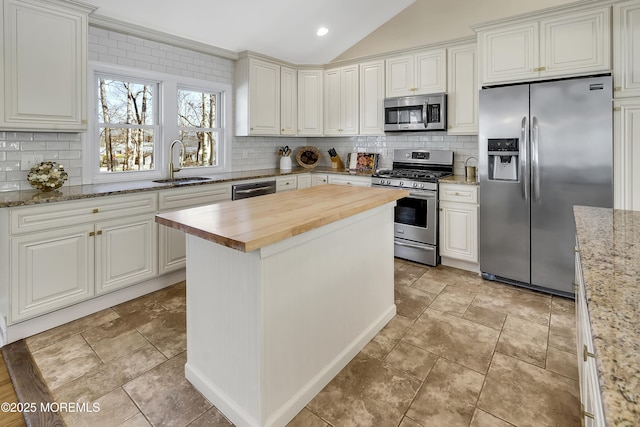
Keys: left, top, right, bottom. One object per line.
{"left": 183, "top": 203, "right": 396, "bottom": 427}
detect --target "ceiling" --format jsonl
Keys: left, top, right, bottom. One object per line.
{"left": 83, "top": 0, "right": 415, "bottom": 65}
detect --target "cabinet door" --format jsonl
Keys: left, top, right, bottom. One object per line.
{"left": 10, "top": 224, "right": 95, "bottom": 322}
{"left": 323, "top": 68, "right": 342, "bottom": 135}
{"left": 614, "top": 1, "right": 640, "bottom": 97}
{"left": 280, "top": 66, "right": 297, "bottom": 135}
{"left": 1, "top": 0, "right": 90, "bottom": 131}
{"left": 540, "top": 7, "right": 610, "bottom": 78}
{"left": 479, "top": 22, "right": 539, "bottom": 85}
{"left": 447, "top": 43, "right": 478, "bottom": 135}
{"left": 297, "top": 174, "right": 311, "bottom": 189}
{"left": 95, "top": 214, "right": 157, "bottom": 295}
{"left": 249, "top": 59, "right": 280, "bottom": 135}
{"left": 439, "top": 201, "right": 478, "bottom": 263}
{"left": 385, "top": 54, "right": 414, "bottom": 97}
{"left": 298, "top": 70, "right": 323, "bottom": 135}
{"left": 340, "top": 65, "right": 359, "bottom": 134}
{"left": 613, "top": 99, "right": 640, "bottom": 210}
{"left": 415, "top": 49, "right": 447, "bottom": 94}
{"left": 359, "top": 60, "right": 385, "bottom": 135}
{"left": 312, "top": 174, "right": 328, "bottom": 186}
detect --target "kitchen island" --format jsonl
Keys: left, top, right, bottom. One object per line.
{"left": 156, "top": 185, "right": 408, "bottom": 427}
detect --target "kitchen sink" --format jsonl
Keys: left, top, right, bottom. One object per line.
{"left": 153, "top": 177, "right": 212, "bottom": 184}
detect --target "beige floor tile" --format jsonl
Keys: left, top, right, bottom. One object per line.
{"left": 31, "top": 334, "right": 102, "bottom": 391}
{"left": 478, "top": 353, "right": 580, "bottom": 427}
{"left": 82, "top": 317, "right": 149, "bottom": 362}
{"left": 469, "top": 408, "right": 515, "bottom": 427}
{"left": 429, "top": 284, "right": 477, "bottom": 316}
{"left": 548, "top": 325, "right": 577, "bottom": 354}
{"left": 119, "top": 412, "right": 152, "bottom": 427}
{"left": 403, "top": 309, "right": 500, "bottom": 374}
{"left": 361, "top": 315, "right": 414, "bottom": 360}
{"left": 406, "top": 357, "right": 484, "bottom": 427}
{"left": 411, "top": 273, "right": 447, "bottom": 294}
{"left": 63, "top": 387, "right": 139, "bottom": 427}
{"left": 152, "top": 280, "right": 187, "bottom": 312}
{"left": 287, "top": 408, "right": 329, "bottom": 427}
{"left": 112, "top": 294, "right": 171, "bottom": 329}
{"left": 399, "top": 416, "right": 424, "bottom": 426}
{"left": 551, "top": 295, "right": 575, "bottom": 316}
{"left": 307, "top": 354, "right": 421, "bottom": 427}
{"left": 394, "top": 262, "right": 429, "bottom": 287}
{"left": 472, "top": 288, "right": 551, "bottom": 326}
{"left": 136, "top": 311, "right": 187, "bottom": 359}
{"left": 496, "top": 315, "right": 548, "bottom": 368}
{"left": 189, "top": 407, "right": 234, "bottom": 426}
{"left": 550, "top": 308, "right": 576, "bottom": 332}
{"left": 384, "top": 341, "right": 438, "bottom": 381}
{"left": 394, "top": 285, "right": 436, "bottom": 320}
{"left": 546, "top": 346, "right": 579, "bottom": 381}
{"left": 26, "top": 309, "right": 120, "bottom": 352}
{"left": 463, "top": 305, "right": 506, "bottom": 330}
{"left": 52, "top": 342, "right": 166, "bottom": 404}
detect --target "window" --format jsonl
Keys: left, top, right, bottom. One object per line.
{"left": 87, "top": 63, "right": 232, "bottom": 183}
{"left": 97, "top": 76, "right": 159, "bottom": 173}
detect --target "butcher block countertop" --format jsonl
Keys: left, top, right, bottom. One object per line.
{"left": 155, "top": 185, "right": 409, "bottom": 252}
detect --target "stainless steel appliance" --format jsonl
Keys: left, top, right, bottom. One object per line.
{"left": 384, "top": 94, "right": 447, "bottom": 132}
{"left": 372, "top": 149, "right": 454, "bottom": 266}
{"left": 232, "top": 180, "right": 276, "bottom": 200}
{"left": 479, "top": 75, "right": 613, "bottom": 297}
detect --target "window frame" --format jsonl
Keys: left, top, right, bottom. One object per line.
{"left": 84, "top": 62, "right": 232, "bottom": 184}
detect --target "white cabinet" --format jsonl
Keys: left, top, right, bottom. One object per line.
{"left": 298, "top": 69, "right": 323, "bottom": 136}
{"left": 158, "top": 183, "right": 230, "bottom": 275}
{"left": 385, "top": 49, "right": 447, "bottom": 97}
{"left": 0, "top": 0, "right": 94, "bottom": 131}
{"left": 324, "top": 65, "right": 359, "bottom": 135}
{"left": 312, "top": 174, "right": 329, "bottom": 186}
{"left": 439, "top": 184, "right": 478, "bottom": 272}
{"left": 276, "top": 175, "right": 297, "bottom": 192}
{"left": 297, "top": 173, "right": 311, "bottom": 189}
{"left": 614, "top": 1, "right": 640, "bottom": 97}
{"left": 575, "top": 247, "right": 606, "bottom": 427}
{"left": 235, "top": 57, "right": 281, "bottom": 136}
{"left": 327, "top": 174, "right": 371, "bottom": 187}
{"left": 359, "top": 60, "right": 385, "bottom": 135}
{"left": 280, "top": 66, "right": 297, "bottom": 135}
{"left": 613, "top": 99, "right": 640, "bottom": 210}
{"left": 477, "top": 6, "right": 611, "bottom": 85}
{"left": 9, "top": 193, "right": 158, "bottom": 322}
{"left": 447, "top": 43, "right": 478, "bottom": 135}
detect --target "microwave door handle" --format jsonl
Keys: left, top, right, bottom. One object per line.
{"left": 423, "top": 101, "right": 428, "bottom": 128}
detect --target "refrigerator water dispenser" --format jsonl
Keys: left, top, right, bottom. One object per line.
{"left": 488, "top": 138, "right": 518, "bottom": 181}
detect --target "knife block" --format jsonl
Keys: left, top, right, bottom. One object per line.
{"left": 330, "top": 155, "right": 344, "bottom": 170}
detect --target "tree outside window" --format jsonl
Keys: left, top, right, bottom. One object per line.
{"left": 177, "top": 88, "right": 220, "bottom": 168}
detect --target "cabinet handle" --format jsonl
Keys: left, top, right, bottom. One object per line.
{"left": 97, "top": 230, "right": 103, "bottom": 236}
{"left": 533, "top": 66, "right": 547, "bottom": 72}
{"left": 93, "top": 208, "right": 99, "bottom": 214}
{"left": 89, "top": 231, "right": 95, "bottom": 237}
{"left": 574, "top": 247, "right": 580, "bottom": 254}
{"left": 583, "top": 344, "right": 595, "bottom": 362}
{"left": 614, "top": 86, "right": 621, "bottom": 91}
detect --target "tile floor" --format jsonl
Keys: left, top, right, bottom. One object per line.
{"left": 24, "top": 259, "right": 580, "bottom": 427}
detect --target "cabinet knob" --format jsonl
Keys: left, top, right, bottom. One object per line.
{"left": 89, "top": 231, "right": 95, "bottom": 237}
{"left": 583, "top": 344, "right": 595, "bottom": 362}
{"left": 93, "top": 208, "right": 99, "bottom": 214}
{"left": 97, "top": 230, "right": 103, "bottom": 236}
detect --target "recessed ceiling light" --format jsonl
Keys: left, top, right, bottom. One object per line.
{"left": 316, "top": 27, "right": 329, "bottom": 37}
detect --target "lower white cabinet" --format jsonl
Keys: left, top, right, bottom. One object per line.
{"left": 9, "top": 193, "right": 158, "bottom": 322}
{"left": 276, "top": 175, "right": 297, "bottom": 192}
{"left": 297, "top": 173, "right": 311, "bottom": 189}
{"left": 439, "top": 184, "right": 479, "bottom": 271}
{"left": 312, "top": 174, "right": 329, "bottom": 186}
{"left": 575, "top": 245, "right": 606, "bottom": 427}
{"left": 327, "top": 174, "right": 371, "bottom": 187}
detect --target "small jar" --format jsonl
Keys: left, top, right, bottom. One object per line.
{"left": 280, "top": 156, "right": 292, "bottom": 172}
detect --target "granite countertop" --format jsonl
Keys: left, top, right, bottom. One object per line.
{"left": 0, "top": 167, "right": 373, "bottom": 208}
{"left": 573, "top": 205, "right": 640, "bottom": 425}
{"left": 156, "top": 185, "right": 408, "bottom": 252}
{"left": 439, "top": 174, "right": 479, "bottom": 185}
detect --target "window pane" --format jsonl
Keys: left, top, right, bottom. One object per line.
{"left": 99, "top": 127, "right": 155, "bottom": 172}
{"left": 179, "top": 130, "right": 218, "bottom": 167}
{"left": 98, "top": 78, "right": 154, "bottom": 125}
{"left": 178, "top": 89, "right": 217, "bottom": 128}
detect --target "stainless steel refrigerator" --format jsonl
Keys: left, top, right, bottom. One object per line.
{"left": 479, "top": 75, "right": 613, "bottom": 297}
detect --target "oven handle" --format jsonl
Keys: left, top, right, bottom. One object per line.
{"left": 394, "top": 240, "right": 431, "bottom": 250}
{"left": 406, "top": 191, "right": 436, "bottom": 200}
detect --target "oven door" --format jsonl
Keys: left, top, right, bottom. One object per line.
{"left": 393, "top": 190, "right": 436, "bottom": 245}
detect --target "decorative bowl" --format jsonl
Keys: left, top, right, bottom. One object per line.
{"left": 27, "top": 161, "right": 68, "bottom": 192}
{"left": 295, "top": 146, "right": 321, "bottom": 169}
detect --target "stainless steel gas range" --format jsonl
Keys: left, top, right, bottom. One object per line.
{"left": 372, "top": 149, "right": 454, "bottom": 266}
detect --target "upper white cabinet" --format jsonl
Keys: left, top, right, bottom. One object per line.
{"left": 477, "top": 6, "right": 611, "bottom": 85}
{"left": 298, "top": 69, "right": 323, "bottom": 136}
{"left": 280, "top": 66, "right": 297, "bottom": 135}
{"left": 385, "top": 48, "right": 447, "bottom": 97}
{"left": 359, "top": 60, "right": 385, "bottom": 135}
{"left": 447, "top": 43, "right": 478, "bottom": 135}
{"left": 0, "top": 0, "right": 94, "bottom": 131}
{"left": 614, "top": 0, "right": 640, "bottom": 97}
{"left": 324, "top": 65, "right": 359, "bottom": 136}
{"left": 235, "top": 56, "right": 281, "bottom": 136}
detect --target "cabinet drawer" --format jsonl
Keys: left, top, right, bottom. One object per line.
{"left": 439, "top": 184, "right": 478, "bottom": 203}
{"left": 11, "top": 193, "right": 158, "bottom": 235}
{"left": 159, "top": 183, "right": 230, "bottom": 210}
{"left": 276, "top": 176, "right": 297, "bottom": 192}
{"left": 312, "top": 174, "right": 329, "bottom": 186}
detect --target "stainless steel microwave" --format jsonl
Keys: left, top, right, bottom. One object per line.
{"left": 384, "top": 94, "right": 447, "bottom": 132}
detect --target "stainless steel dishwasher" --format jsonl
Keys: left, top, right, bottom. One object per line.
{"left": 231, "top": 180, "right": 277, "bottom": 200}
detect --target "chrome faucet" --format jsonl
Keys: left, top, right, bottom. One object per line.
{"left": 168, "top": 139, "right": 185, "bottom": 180}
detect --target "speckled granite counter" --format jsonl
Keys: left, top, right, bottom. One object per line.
{"left": 0, "top": 167, "right": 372, "bottom": 208}
{"left": 439, "top": 174, "right": 478, "bottom": 185}
{"left": 573, "top": 205, "right": 640, "bottom": 425}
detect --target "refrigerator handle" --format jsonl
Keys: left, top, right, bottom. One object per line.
{"left": 423, "top": 101, "right": 428, "bottom": 128}
{"left": 520, "top": 116, "right": 529, "bottom": 202}
{"left": 532, "top": 116, "right": 540, "bottom": 203}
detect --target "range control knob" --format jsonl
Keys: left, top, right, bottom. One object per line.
{"left": 386, "top": 180, "right": 392, "bottom": 185}
{"left": 419, "top": 183, "right": 425, "bottom": 189}
{"left": 413, "top": 182, "right": 418, "bottom": 188}
{"left": 399, "top": 181, "right": 404, "bottom": 187}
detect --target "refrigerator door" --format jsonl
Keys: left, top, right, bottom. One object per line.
{"left": 529, "top": 76, "right": 612, "bottom": 295}
{"left": 479, "top": 85, "right": 531, "bottom": 284}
